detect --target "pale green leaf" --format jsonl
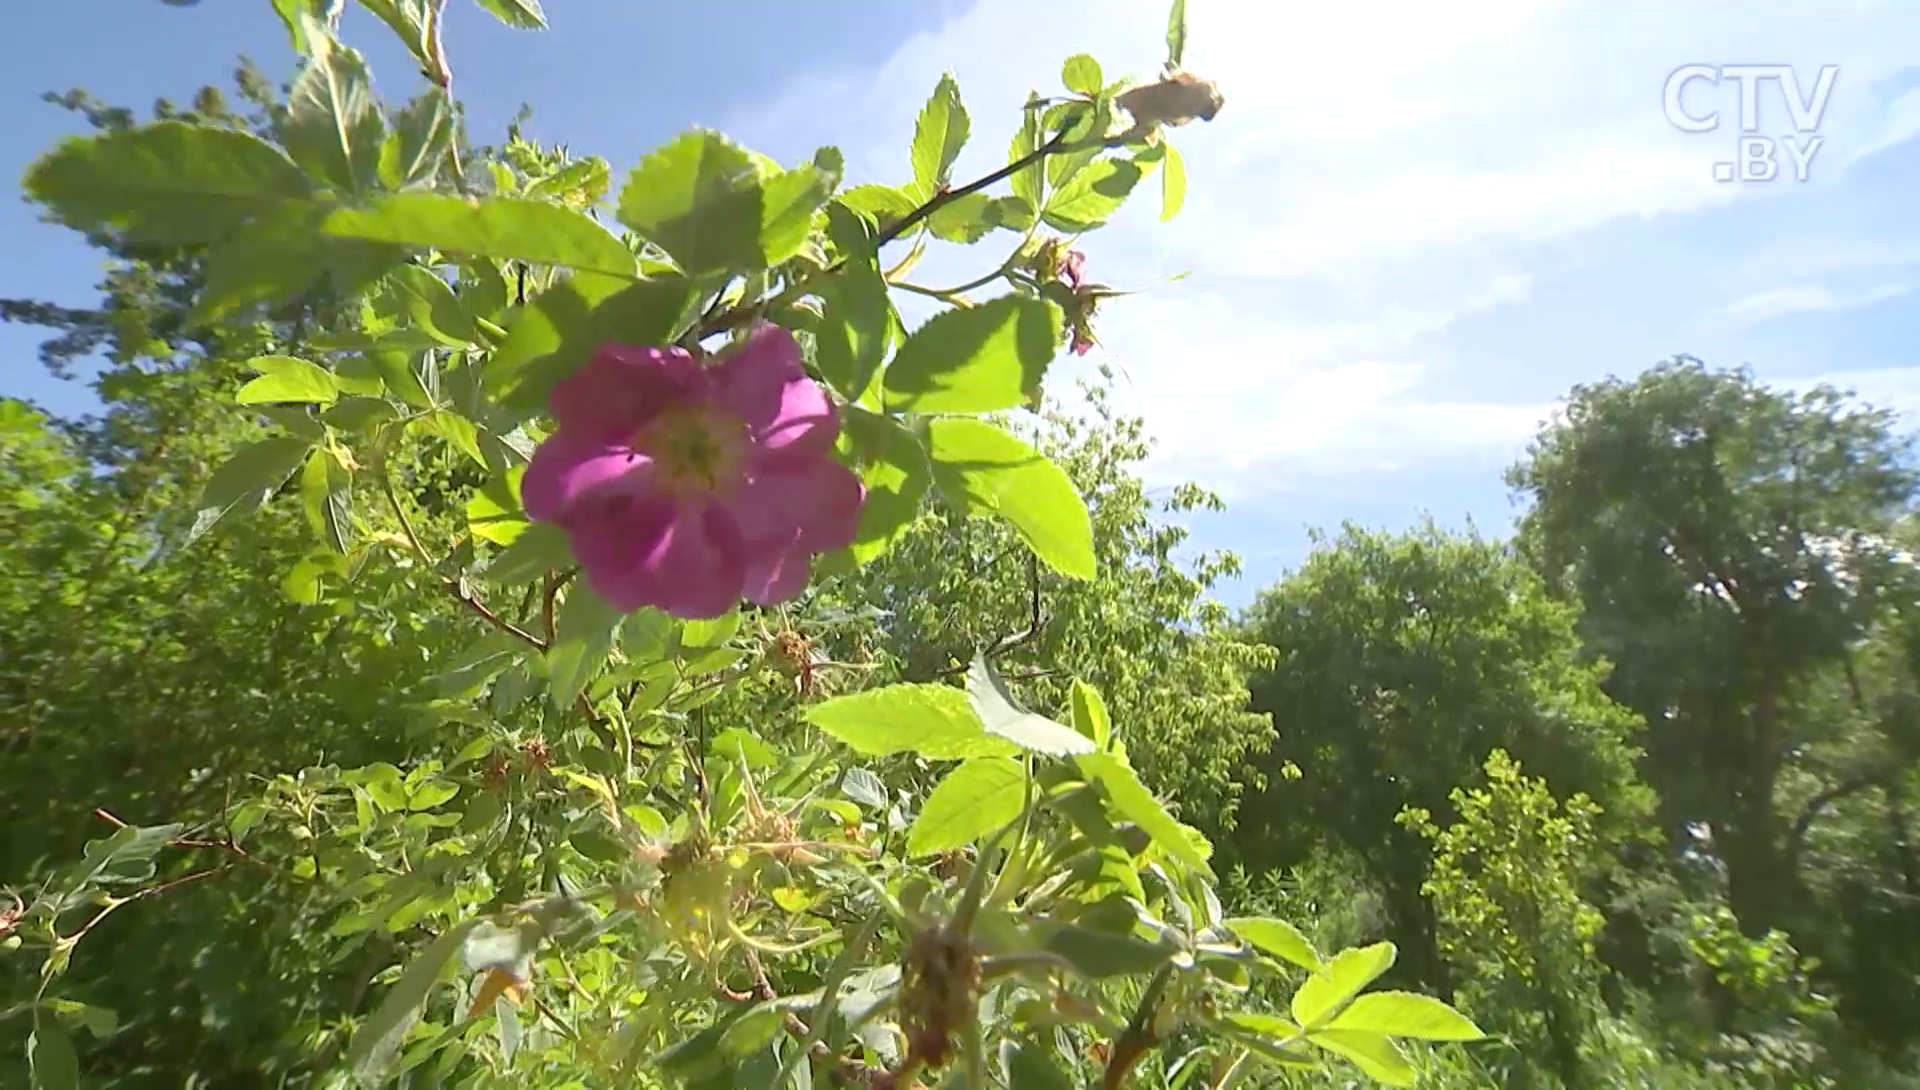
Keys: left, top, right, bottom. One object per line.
{"left": 1069, "top": 679, "right": 1111, "bottom": 749}
{"left": 1328, "top": 991, "right": 1485, "bottom": 1042}
{"left": 326, "top": 193, "right": 638, "bottom": 278}
{"left": 379, "top": 89, "right": 455, "bottom": 189}
{"left": 480, "top": 522, "right": 572, "bottom": 586}
{"left": 839, "top": 408, "right": 930, "bottom": 565}
{"left": 1166, "top": 0, "right": 1188, "bottom": 69}
{"left": 466, "top": 466, "right": 528, "bottom": 546}
{"left": 24, "top": 122, "right": 311, "bottom": 244}
{"left": 1291, "top": 942, "right": 1397, "bottom": 1029}
{"left": 617, "top": 130, "right": 809, "bottom": 275}
{"left": 474, "top": 0, "right": 545, "bottom": 28}
{"left": 1224, "top": 916, "right": 1322, "bottom": 972}
{"left": 927, "top": 418, "right": 1096, "bottom": 580}
{"left": 1009, "top": 107, "right": 1043, "bottom": 211}
{"left": 883, "top": 295, "right": 1062, "bottom": 413}
{"left": 804, "top": 683, "right": 1018, "bottom": 760}
{"left": 1160, "top": 140, "right": 1187, "bottom": 222}
{"left": 1309, "top": 1029, "right": 1415, "bottom": 1087}
{"left": 237, "top": 355, "right": 339, "bottom": 406}
{"left": 908, "top": 757, "right": 1025, "bottom": 856}
{"left": 835, "top": 184, "right": 918, "bottom": 226}
{"left": 1062, "top": 54, "right": 1103, "bottom": 96}
{"left": 388, "top": 264, "right": 481, "bottom": 347}
{"left": 968, "top": 655, "right": 1094, "bottom": 756}
{"left": 298, "top": 448, "right": 354, "bottom": 554}
{"left": 910, "top": 73, "right": 970, "bottom": 200}
{"left": 410, "top": 411, "right": 487, "bottom": 468}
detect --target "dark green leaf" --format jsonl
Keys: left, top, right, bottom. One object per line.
{"left": 815, "top": 211, "right": 893, "bottom": 402}
{"left": 187, "top": 436, "right": 312, "bottom": 546}
{"left": 1042, "top": 925, "right": 1173, "bottom": 978}
{"left": 759, "top": 164, "right": 836, "bottom": 268}
{"left": 1224, "top": 917, "right": 1322, "bottom": 972}
{"left": 345, "top": 919, "right": 483, "bottom": 1081}
{"left": 840, "top": 408, "right": 931, "bottom": 564}
{"left": 804, "top": 683, "right": 1018, "bottom": 760}
{"left": 280, "top": 39, "right": 384, "bottom": 195}
{"left": 617, "top": 130, "right": 814, "bottom": 275}
{"left": 474, "top": 0, "right": 545, "bottom": 28}
{"left": 481, "top": 522, "right": 573, "bottom": 585}
{"left": 327, "top": 193, "right": 639, "bottom": 278}
{"left": 24, "top": 122, "right": 311, "bottom": 244}
{"left": 883, "top": 295, "right": 1062, "bottom": 414}
{"left": 1062, "top": 54, "right": 1103, "bottom": 97}
{"left": 1291, "top": 943, "right": 1396, "bottom": 1029}
{"left": 908, "top": 757, "right": 1025, "bottom": 856}
{"left": 487, "top": 273, "right": 696, "bottom": 414}
{"left": 237, "top": 355, "right": 338, "bottom": 406}
{"left": 968, "top": 656, "right": 1094, "bottom": 756}
{"left": 1328, "top": 992, "right": 1485, "bottom": 1041}
{"left": 380, "top": 90, "right": 455, "bottom": 189}
{"left": 547, "top": 584, "right": 625, "bottom": 708}
{"left": 910, "top": 73, "right": 970, "bottom": 200}
{"left": 1042, "top": 159, "right": 1144, "bottom": 232}
{"left": 927, "top": 419, "right": 1096, "bottom": 580}
{"left": 1004, "top": 1039, "right": 1075, "bottom": 1090}
{"left": 29, "top": 1014, "right": 79, "bottom": 1090}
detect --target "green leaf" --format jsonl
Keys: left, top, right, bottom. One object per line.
{"left": 1160, "top": 140, "right": 1187, "bottom": 222}
{"left": 1328, "top": 992, "right": 1485, "bottom": 1042}
{"left": 1078, "top": 752, "right": 1212, "bottom": 876}
{"left": 968, "top": 656, "right": 1094, "bottom": 756}
{"left": 1166, "top": 0, "right": 1188, "bottom": 69}
{"left": 1009, "top": 107, "right": 1043, "bottom": 211}
{"left": 474, "top": 0, "right": 545, "bottom": 28}
{"left": 355, "top": 0, "right": 426, "bottom": 61}
{"left": 280, "top": 38, "right": 384, "bottom": 195}
{"left": 1308, "top": 1029, "right": 1414, "bottom": 1087}
{"left": 1062, "top": 54, "right": 1104, "bottom": 97}
{"left": 466, "top": 466, "right": 527, "bottom": 545}
{"left": 883, "top": 295, "right": 1062, "bottom": 414}
{"left": 1223, "top": 1011, "right": 1305, "bottom": 1043}
{"left": 271, "top": 0, "right": 334, "bottom": 54}
{"left": 927, "top": 419, "right": 1096, "bottom": 580}
{"left": 1003, "top": 1040, "right": 1074, "bottom": 1090}
{"left": 369, "top": 348, "right": 435, "bottom": 408}
{"left": 616, "top": 130, "right": 822, "bottom": 275}
{"left": 1224, "top": 917, "right": 1322, "bottom": 972}
{"left": 815, "top": 209, "right": 893, "bottom": 402}
{"left": 840, "top": 408, "right": 931, "bottom": 564}
{"left": 526, "top": 157, "right": 614, "bottom": 205}
{"left": 380, "top": 90, "right": 455, "bottom": 189}
{"left": 299, "top": 448, "right": 354, "bottom": 554}
{"left": 1291, "top": 943, "right": 1397, "bottom": 1029}
{"left": 547, "top": 584, "right": 625, "bottom": 709}
{"left": 29, "top": 1014, "right": 80, "bottom": 1090}
{"left": 326, "top": 194, "right": 639, "bottom": 279}
{"left": 487, "top": 273, "right": 696, "bottom": 413}
{"left": 237, "top": 355, "right": 339, "bottom": 406}
{"left": 389, "top": 264, "right": 481, "bottom": 347}
{"left": 804, "top": 683, "right": 1018, "bottom": 760}
{"left": 411, "top": 411, "right": 488, "bottom": 468}
{"left": 1069, "top": 680, "right": 1111, "bottom": 749}
{"left": 1042, "top": 925, "right": 1174, "bottom": 979}
{"left": 836, "top": 184, "right": 918, "bottom": 226}
{"left": 910, "top": 73, "right": 970, "bottom": 200}
{"left": 24, "top": 121, "right": 311, "bottom": 244}
{"left": 44, "top": 1000, "right": 117, "bottom": 1040}
{"left": 481, "top": 522, "right": 572, "bottom": 585}
{"left": 990, "top": 195, "right": 1036, "bottom": 232}
{"left": 908, "top": 757, "right": 1025, "bottom": 856}
{"left": 188, "top": 436, "right": 312, "bottom": 546}
{"left": 345, "top": 919, "right": 484, "bottom": 1081}
{"left": 926, "top": 193, "right": 1004, "bottom": 244}
{"left": 1042, "top": 159, "right": 1144, "bottom": 233}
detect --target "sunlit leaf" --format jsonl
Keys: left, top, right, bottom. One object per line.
{"left": 237, "top": 355, "right": 339, "bottom": 406}
{"left": 1308, "top": 1029, "right": 1414, "bottom": 1087}
{"left": 968, "top": 656, "right": 1094, "bottom": 756}
{"left": 326, "top": 193, "right": 639, "bottom": 278}
{"left": 804, "top": 683, "right": 1018, "bottom": 760}
{"left": 1224, "top": 916, "right": 1322, "bottom": 972}
{"left": 885, "top": 295, "right": 1062, "bottom": 413}
{"left": 928, "top": 419, "right": 1096, "bottom": 580}
{"left": 910, "top": 73, "right": 970, "bottom": 201}
{"left": 280, "top": 37, "right": 383, "bottom": 195}
{"left": 908, "top": 757, "right": 1025, "bottom": 856}
{"left": 1291, "top": 942, "right": 1397, "bottom": 1029}
{"left": 1328, "top": 991, "right": 1485, "bottom": 1041}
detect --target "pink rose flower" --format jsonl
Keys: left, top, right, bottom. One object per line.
{"left": 522, "top": 324, "right": 864, "bottom": 619}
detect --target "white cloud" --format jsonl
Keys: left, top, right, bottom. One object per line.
{"left": 726, "top": 0, "right": 1920, "bottom": 500}
{"left": 1724, "top": 282, "right": 1909, "bottom": 321}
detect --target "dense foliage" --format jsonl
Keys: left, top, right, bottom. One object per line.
{"left": 3, "top": 3, "right": 1917, "bottom": 1089}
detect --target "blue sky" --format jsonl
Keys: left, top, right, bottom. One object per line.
{"left": 5, "top": 1, "right": 1919, "bottom": 606}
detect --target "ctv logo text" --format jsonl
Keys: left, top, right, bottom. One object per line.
{"left": 1663, "top": 64, "right": 1838, "bottom": 183}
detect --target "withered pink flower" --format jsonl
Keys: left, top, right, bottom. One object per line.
{"left": 522, "top": 325, "right": 864, "bottom": 619}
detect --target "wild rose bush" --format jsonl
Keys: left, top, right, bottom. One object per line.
{"left": 3, "top": 1, "right": 1482, "bottom": 1086}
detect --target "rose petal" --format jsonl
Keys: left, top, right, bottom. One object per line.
{"left": 550, "top": 343, "right": 703, "bottom": 444}
{"left": 728, "top": 450, "right": 865, "bottom": 554}
{"left": 566, "top": 491, "right": 676, "bottom": 611}
{"left": 742, "top": 532, "right": 813, "bottom": 606}
{"left": 522, "top": 432, "right": 655, "bottom": 524}
{"left": 645, "top": 501, "right": 748, "bottom": 619}
{"left": 710, "top": 324, "right": 838, "bottom": 454}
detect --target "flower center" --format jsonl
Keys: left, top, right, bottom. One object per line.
{"left": 636, "top": 403, "right": 745, "bottom": 493}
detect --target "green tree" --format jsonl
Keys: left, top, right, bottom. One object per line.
{"left": 1233, "top": 522, "right": 1647, "bottom": 991}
